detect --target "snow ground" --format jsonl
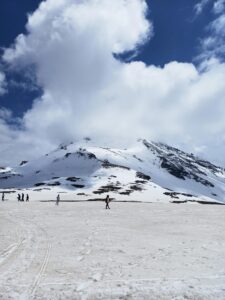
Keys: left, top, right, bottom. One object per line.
{"left": 0, "top": 200, "right": 225, "bottom": 300}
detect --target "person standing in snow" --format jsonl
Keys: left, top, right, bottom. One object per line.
{"left": 56, "top": 194, "right": 60, "bottom": 206}
{"left": 2, "top": 192, "right": 5, "bottom": 201}
{"left": 26, "top": 194, "right": 29, "bottom": 202}
{"left": 17, "top": 194, "right": 21, "bottom": 202}
{"left": 105, "top": 194, "right": 110, "bottom": 209}
{"left": 21, "top": 193, "right": 24, "bottom": 202}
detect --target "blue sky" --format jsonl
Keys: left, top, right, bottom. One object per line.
{"left": 0, "top": 0, "right": 217, "bottom": 117}
{"left": 0, "top": 0, "right": 225, "bottom": 166}
{"left": 0, "top": 0, "right": 42, "bottom": 117}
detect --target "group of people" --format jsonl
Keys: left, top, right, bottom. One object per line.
{"left": 2, "top": 192, "right": 110, "bottom": 207}
{"left": 17, "top": 193, "right": 29, "bottom": 202}
{"left": 1, "top": 192, "right": 30, "bottom": 202}
{"left": 55, "top": 194, "right": 111, "bottom": 209}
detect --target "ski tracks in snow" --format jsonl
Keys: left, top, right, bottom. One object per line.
{"left": 0, "top": 218, "right": 26, "bottom": 271}
{"left": 29, "top": 231, "right": 52, "bottom": 297}
{"left": 0, "top": 212, "right": 52, "bottom": 300}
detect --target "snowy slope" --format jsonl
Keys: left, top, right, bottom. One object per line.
{"left": 0, "top": 139, "right": 225, "bottom": 203}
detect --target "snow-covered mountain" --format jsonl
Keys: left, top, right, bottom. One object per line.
{"left": 1, "top": 139, "right": 225, "bottom": 203}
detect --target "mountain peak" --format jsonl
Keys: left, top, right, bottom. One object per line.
{"left": 0, "top": 139, "right": 225, "bottom": 204}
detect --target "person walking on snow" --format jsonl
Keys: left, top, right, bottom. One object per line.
{"left": 21, "top": 193, "right": 24, "bottom": 202}
{"left": 17, "top": 194, "right": 21, "bottom": 202}
{"left": 26, "top": 194, "right": 29, "bottom": 202}
{"left": 105, "top": 194, "right": 110, "bottom": 209}
{"left": 56, "top": 194, "right": 60, "bottom": 206}
{"left": 2, "top": 192, "right": 5, "bottom": 201}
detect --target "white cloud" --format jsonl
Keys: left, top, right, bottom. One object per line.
{"left": 194, "top": 0, "right": 211, "bottom": 15}
{"left": 0, "top": 107, "right": 12, "bottom": 121}
{"left": 1, "top": 0, "right": 225, "bottom": 166}
{"left": 4, "top": 0, "right": 151, "bottom": 65}
{"left": 198, "top": 0, "right": 225, "bottom": 62}
{"left": 0, "top": 119, "right": 53, "bottom": 167}
{"left": 0, "top": 71, "right": 6, "bottom": 95}
{"left": 214, "top": 0, "right": 225, "bottom": 14}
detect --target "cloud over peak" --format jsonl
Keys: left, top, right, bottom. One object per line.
{"left": 0, "top": 0, "right": 225, "bottom": 166}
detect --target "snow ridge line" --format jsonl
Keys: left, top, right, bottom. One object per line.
{"left": 30, "top": 241, "right": 52, "bottom": 297}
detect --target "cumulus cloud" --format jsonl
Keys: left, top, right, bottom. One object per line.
{"left": 1, "top": 0, "right": 225, "bottom": 166}
{"left": 3, "top": 0, "right": 152, "bottom": 147}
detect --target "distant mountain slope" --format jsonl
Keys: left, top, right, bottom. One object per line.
{"left": 0, "top": 139, "right": 225, "bottom": 203}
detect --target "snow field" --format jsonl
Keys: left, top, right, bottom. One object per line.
{"left": 0, "top": 201, "right": 225, "bottom": 299}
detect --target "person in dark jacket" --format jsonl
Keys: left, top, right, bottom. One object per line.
{"left": 26, "top": 194, "right": 29, "bottom": 202}
{"left": 17, "top": 194, "right": 21, "bottom": 202}
{"left": 105, "top": 194, "right": 110, "bottom": 209}
{"left": 2, "top": 192, "right": 5, "bottom": 201}
{"left": 21, "top": 193, "right": 24, "bottom": 202}
{"left": 56, "top": 194, "right": 60, "bottom": 206}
